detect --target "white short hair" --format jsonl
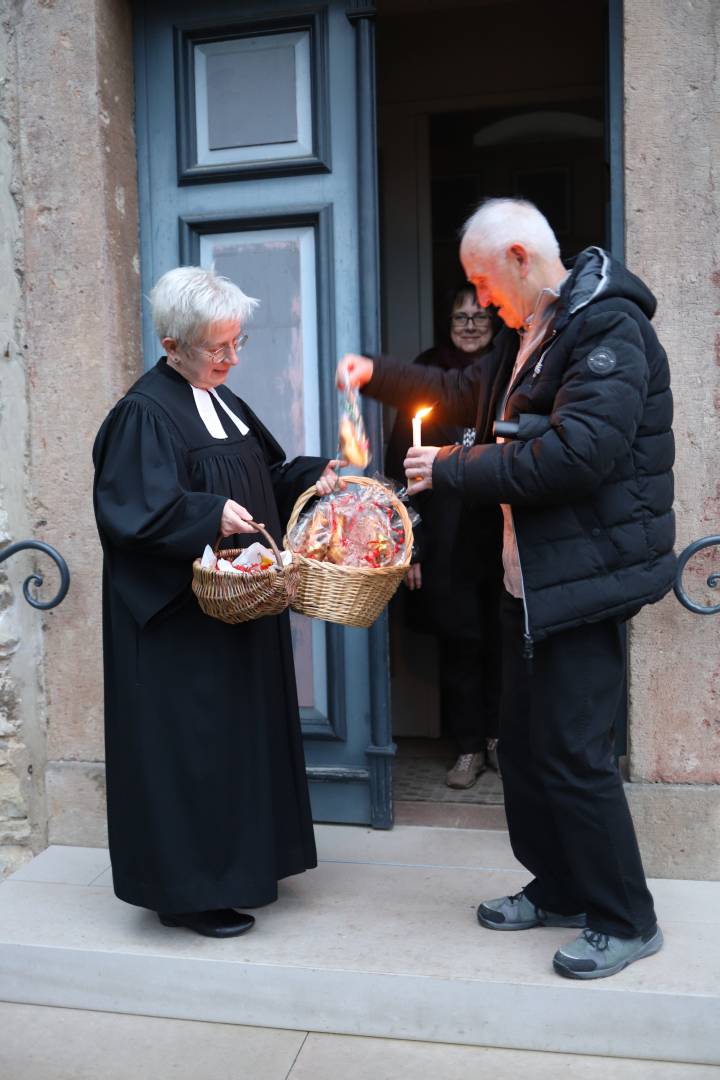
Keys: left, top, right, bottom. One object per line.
{"left": 149, "top": 266, "right": 259, "bottom": 345}
{"left": 461, "top": 198, "right": 560, "bottom": 262}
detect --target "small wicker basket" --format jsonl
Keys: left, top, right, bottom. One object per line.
{"left": 192, "top": 522, "right": 299, "bottom": 625}
{"left": 284, "top": 475, "right": 412, "bottom": 629}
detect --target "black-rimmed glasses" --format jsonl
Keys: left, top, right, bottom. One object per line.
{"left": 451, "top": 313, "right": 491, "bottom": 327}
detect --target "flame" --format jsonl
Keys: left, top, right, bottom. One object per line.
{"left": 414, "top": 406, "right": 433, "bottom": 420}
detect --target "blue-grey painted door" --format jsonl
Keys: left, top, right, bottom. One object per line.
{"left": 133, "top": 0, "right": 393, "bottom": 827}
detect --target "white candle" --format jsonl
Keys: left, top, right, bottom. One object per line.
{"left": 412, "top": 407, "right": 432, "bottom": 447}
{"left": 412, "top": 414, "right": 422, "bottom": 447}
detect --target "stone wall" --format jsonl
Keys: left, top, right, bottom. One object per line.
{"left": 0, "top": 0, "right": 141, "bottom": 866}
{"left": 0, "top": 0, "right": 46, "bottom": 877}
{"left": 624, "top": 0, "right": 720, "bottom": 874}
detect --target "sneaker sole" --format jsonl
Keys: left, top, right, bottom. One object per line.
{"left": 477, "top": 908, "right": 587, "bottom": 932}
{"left": 553, "top": 927, "right": 664, "bottom": 980}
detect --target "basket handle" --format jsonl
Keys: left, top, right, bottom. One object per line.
{"left": 215, "top": 521, "right": 285, "bottom": 568}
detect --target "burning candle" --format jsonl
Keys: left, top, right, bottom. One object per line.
{"left": 412, "top": 406, "right": 433, "bottom": 447}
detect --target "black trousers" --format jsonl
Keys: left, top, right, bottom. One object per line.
{"left": 438, "top": 582, "right": 502, "bottom": 753}
{"left": 499, "top": 592, "right": 656, "bottom": 938}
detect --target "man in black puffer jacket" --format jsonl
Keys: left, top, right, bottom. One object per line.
{"left": 337, "top": 198, "right": 674, "bottom": 981}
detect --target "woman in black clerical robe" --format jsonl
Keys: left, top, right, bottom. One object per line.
{"left": 92, "top": 266, "right": 343, "bottom": 938}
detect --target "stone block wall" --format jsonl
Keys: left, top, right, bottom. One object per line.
{"left": 624, "top": 0, "right": 720, "bottom": 780}
{"left": 0, "top": 0, "right": 141, "bottom": 875}
{"left": 623, "top": 0, "right": 720, "bottom": 876}
{"left": 0, "top": 0, "right": 46, "bottom": 877}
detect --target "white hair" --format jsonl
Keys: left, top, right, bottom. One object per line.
{"left": 149, "top": 266, "right": 259, "bottom": 345}
{"left": 461, "top": 198, "right": 560, "bottom": 262}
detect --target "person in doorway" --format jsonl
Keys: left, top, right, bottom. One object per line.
{"left": 385, "top": 286, "right": 503, "bottom": 789}
{"left": 93, "top": 267, "right": 343, "bottom": 938}
{"left": 337, "top": 198, "right": 675, "bottom": 980}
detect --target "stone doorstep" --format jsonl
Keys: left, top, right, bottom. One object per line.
{"left": 0, "top": 826, "right": 718, "bottom": 1067}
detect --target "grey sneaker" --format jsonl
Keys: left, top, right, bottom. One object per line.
{"left": 486, "top": 738, "right": 500, "bottom": 774}
{"left": 477, "top": 889, "right": 587, "bottom": 931}
{"left": 446, "top": 751, "right": 486, "bottom": 789}
{"left": 553, "top": 925, "right": 664, "bottom": 979}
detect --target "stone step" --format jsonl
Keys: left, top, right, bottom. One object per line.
{"left": 0, "top": 826, "right": 718, "bottom": 1067}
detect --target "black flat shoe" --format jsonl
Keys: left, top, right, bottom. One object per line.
{"left": 158, "top": 909, "right": 255, "bottom": 938}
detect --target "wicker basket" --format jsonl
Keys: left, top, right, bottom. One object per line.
{"left": 284, "top": 476, "right": 412, "bottom": 629}
{"left": 192, "top": 522, "right": 299, "bottom": 625}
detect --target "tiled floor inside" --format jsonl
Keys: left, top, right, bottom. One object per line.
{"left": 392, "top": 736, "right": 504, "bottom": 804}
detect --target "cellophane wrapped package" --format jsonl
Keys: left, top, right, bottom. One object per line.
{"left": 288, "top": 482, "right": 406, "bottom": 569}
{"left": 338, "top": 384, "right": 371, "bottom": 468}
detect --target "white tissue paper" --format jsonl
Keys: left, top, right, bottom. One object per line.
{"left": 200, "top": 545, "right": 217, "bottom": 570}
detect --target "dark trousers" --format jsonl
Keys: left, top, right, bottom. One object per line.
{"left": 439, "top": 637, "right": 500, "bottom": 753}
{"left": 499, "top": 592, "right": 656, "bottom": 939}
{"left": 439, "top": 581, "right": 502, "bottom": 754}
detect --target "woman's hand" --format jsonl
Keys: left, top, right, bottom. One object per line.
{"left": 336, "top": 354, "right": 374, "bottom": 389}
{"left": 404, "top": 446, "right": 440, "bottom": 495}
{"left": 220, "top": 499, "right": 261, "bottom": 537}
{"left": 315, "top": 459, "right": 348, "bottom": 497}
{"left": 405, "top": 563, "right": 422, "bottom": 591}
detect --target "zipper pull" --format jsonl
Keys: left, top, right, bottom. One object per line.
{"left": 522, "top": 633, "right": 534, "bottom": 662}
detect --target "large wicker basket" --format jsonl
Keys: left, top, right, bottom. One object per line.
{"left": 284, "top": 476, "right": 412, "bottom": 629}
{"left": 192, "top": 522, "right": 299, "bottom": 625}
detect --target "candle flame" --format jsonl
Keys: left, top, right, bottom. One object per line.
{"left": 414, "top": 406, "right": 433, "bottom": 420}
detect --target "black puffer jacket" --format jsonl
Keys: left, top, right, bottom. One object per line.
{"left": 364, "top": 248, "right": 676, "bottom": 644}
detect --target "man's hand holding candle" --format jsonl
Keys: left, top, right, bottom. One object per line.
{"left": 404, "top": 445, "right": 439, "bottom": 495}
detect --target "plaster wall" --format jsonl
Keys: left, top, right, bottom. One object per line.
{"left": 11, "top": 0, "right": 141, "bottom": 850}
{"left": 624, "top": 0, "right": 720, "bottom": 786}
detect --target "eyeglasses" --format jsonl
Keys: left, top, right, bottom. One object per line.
{"left": 451, "top": 313, "right": 491, "bottom": 327}
{"left": 191, "top": 333, "right": 249, "bottom": 363}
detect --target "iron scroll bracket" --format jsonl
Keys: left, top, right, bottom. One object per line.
{"left": 0, "top": 540, "right": 70, "bottom": 610}
{"left": 673, "top": 535, "right": 720, "bottom": 615}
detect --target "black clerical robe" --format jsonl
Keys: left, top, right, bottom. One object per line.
{"left": 93, "top": 359, "right": 326, "bottom": 913}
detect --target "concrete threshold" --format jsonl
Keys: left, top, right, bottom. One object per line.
{"left": 0, "top": 825, "right": 718, "bottom": 1067}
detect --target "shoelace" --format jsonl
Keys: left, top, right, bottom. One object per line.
{"left": 456, "top": 753, "right": 476, "bottom": 769}
{"left": 582, "top": 929, "right": 610, "bottom": 951}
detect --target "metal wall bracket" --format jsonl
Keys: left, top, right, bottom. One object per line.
{"left": 0, "top": 540, "right": 70, "bottom": 610}
{"left": 673, "top": 536, "right": 720, "bottom": 615}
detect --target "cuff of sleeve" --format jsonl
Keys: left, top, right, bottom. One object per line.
{"left": 432, "top": 444, "right": 462, "bottom": 493}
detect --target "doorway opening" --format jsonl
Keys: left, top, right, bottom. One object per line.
{"left": 376, "top": 0, "right": 613, "bottom": 824}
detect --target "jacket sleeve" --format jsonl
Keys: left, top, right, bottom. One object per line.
{"left": 363, "top": 353, "right": 490, "bottom": 427}
{"left": 433, "top": 310, "right": 649, "bottom": 506}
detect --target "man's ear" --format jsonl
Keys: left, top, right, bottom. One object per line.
{"left": 508, "top": 243, "right": 530, "bottom": 277}
{"left": 161, "top": 337, "right": 178, "bottom": 358}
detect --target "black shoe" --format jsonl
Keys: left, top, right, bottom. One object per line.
{"left": 158, "top": 909, "right": 255, "bottom": 938}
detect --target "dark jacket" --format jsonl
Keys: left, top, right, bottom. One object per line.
{"left": 384, "top": 344, "right": 503, "bottom": 638}
{"left": 364, "top": 248, "right": 676, "bottom": 645}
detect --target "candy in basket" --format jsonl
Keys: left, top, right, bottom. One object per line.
{"left": 192, "top": 523, "right": 298, "bottom": 625}
{"left": 284, "top": 476, "right": 413, "bottom": 628}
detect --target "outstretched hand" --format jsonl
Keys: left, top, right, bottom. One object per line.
{"left": 404, "top": 446, "right": 439, "bottom": 495}
{"left": 336, "top": 353, "right": 374, "bottom": 390}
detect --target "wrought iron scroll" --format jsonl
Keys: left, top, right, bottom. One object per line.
{"left": 0, "top": 541, "right": 70, "bottom": 610}
{"left": 673, "top": 536, "right": 720, "bottom": 615}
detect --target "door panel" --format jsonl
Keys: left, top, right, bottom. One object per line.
{"left": 133, "top": 0, "right": 392, "bottom": 826}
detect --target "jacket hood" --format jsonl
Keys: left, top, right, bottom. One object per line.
{"left": 555, "top": 247, "right": 658, "bottom": 330}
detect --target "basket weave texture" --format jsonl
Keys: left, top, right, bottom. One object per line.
{"left": 284, "top": 475, "right": 412, "bottom": 629}
{"left": 192, "top": 523, "right": 298, "bottom": 625}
